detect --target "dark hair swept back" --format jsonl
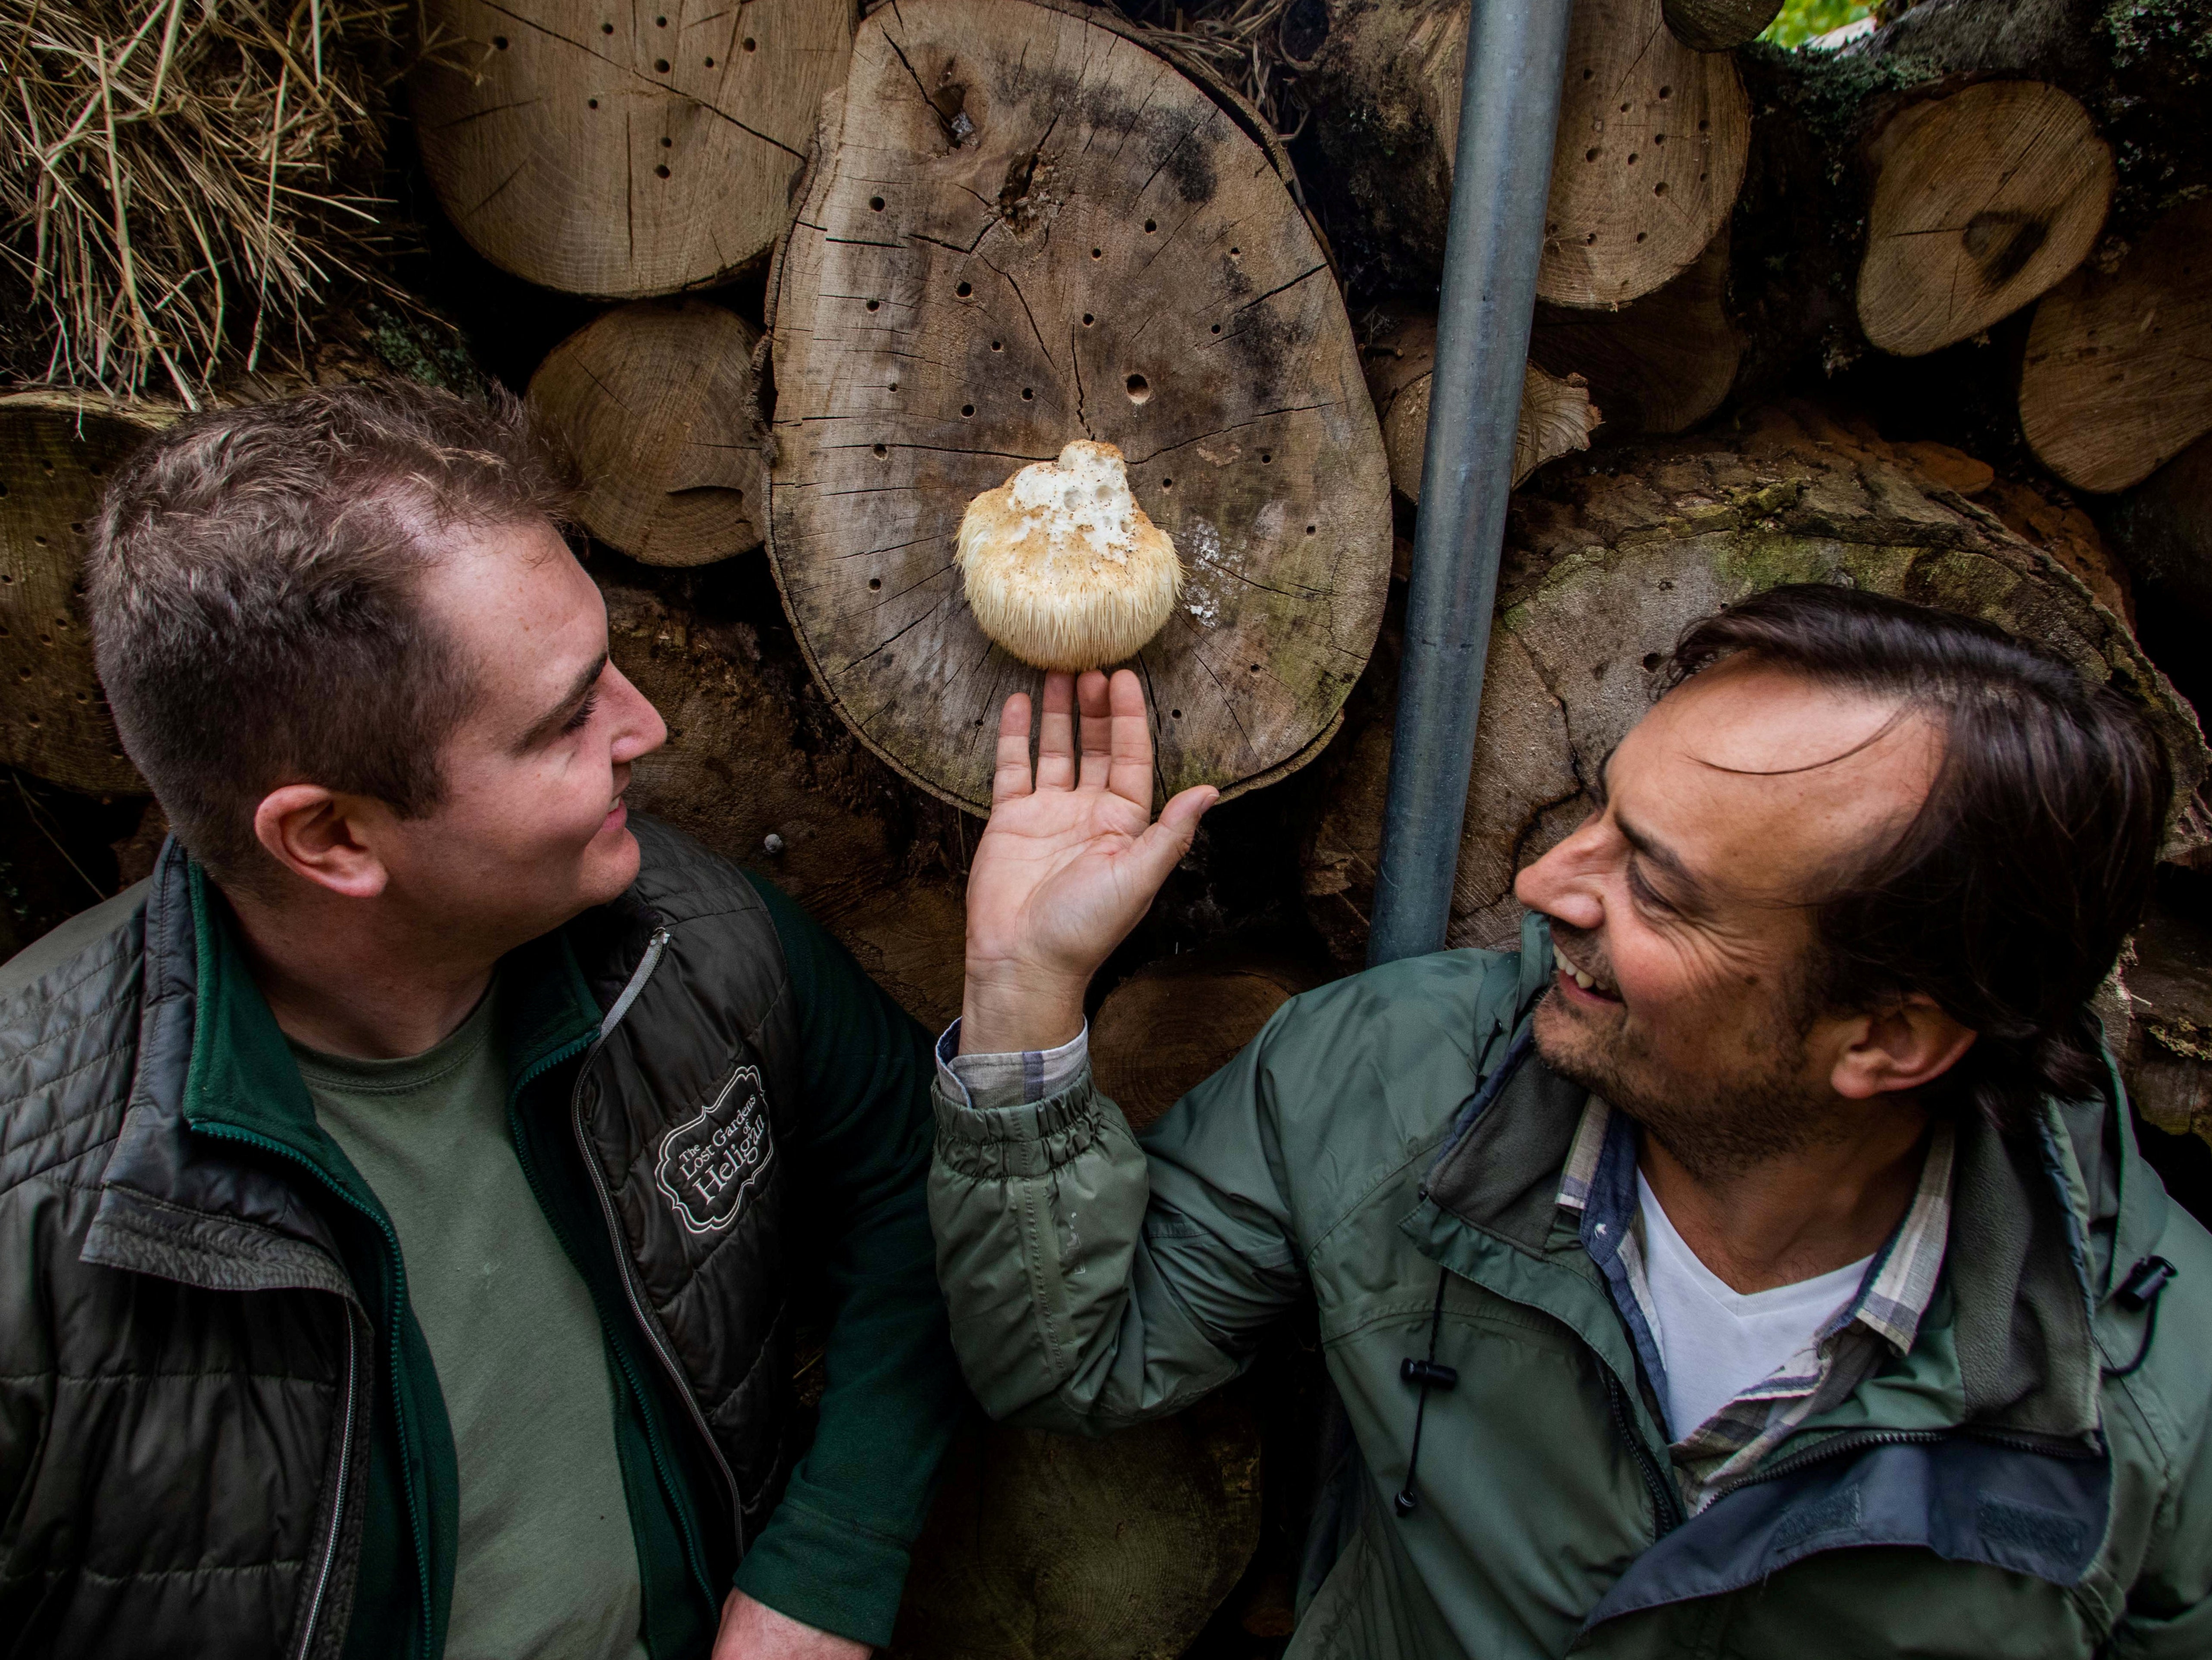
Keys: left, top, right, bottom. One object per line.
{"left": 1667, "top": 582, "right": 2171, "bottom": 1134}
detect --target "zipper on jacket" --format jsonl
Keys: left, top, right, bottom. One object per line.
{"left": 1701, "top": 1420, "right": 2100, "bottom": 1512}
{"left": 194, "top": 1121, "right": 436, "bottom": 1658}
{"left": 502, "top": 974, "right": 721, "bottom": 1601}
{"left": 562, "top": 928, "right": 748, "bottom": 1562}
{"left": 1606, "top": 1370, "right": 1684, "bottom": 1537}
{"left": 294, "top": 1310, "right": 360, "bottom": 1660}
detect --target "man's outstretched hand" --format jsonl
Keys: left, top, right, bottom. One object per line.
{"left": 960, "top": 669, "right": 1217, "bottom": 1056}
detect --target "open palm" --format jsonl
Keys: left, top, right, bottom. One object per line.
{"left": 960, "top": 670, "right": 1217, "bottom": 1054}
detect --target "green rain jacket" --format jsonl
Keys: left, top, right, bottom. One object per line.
{"left": 929, "top": 917, "right": 2212, "bottom": 1658}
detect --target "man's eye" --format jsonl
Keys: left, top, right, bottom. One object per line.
{"left": 562, "top": 691, "right": 599, "bottom": 735}
{"left": 1627, "top": 862, "right": 1674, "bottom": 914}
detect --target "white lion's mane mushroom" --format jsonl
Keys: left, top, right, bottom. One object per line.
{"left": 955, "top": 440, "right": 1183, "bottom": 673}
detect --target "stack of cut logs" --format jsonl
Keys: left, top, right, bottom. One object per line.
{"left": 5, "top": 0, "right": 2212, "bottom": 1652}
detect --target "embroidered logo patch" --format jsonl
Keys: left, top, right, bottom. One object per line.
{"left": 655, "top": 1064, "right": 775, "bottom": 1235}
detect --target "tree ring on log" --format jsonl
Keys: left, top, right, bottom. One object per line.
{"left": 1857, "top": 81, "right": 2114, "bottom": 359}
{"left": 0, "top": 392, "right": 169, "bottom": 794}
{"left": 412, "top": 0, "right": 852, "bottom": 298}
{"left": 2022, "top": 199, "right": 2212, "bottom": 495}
{"left": 531, "top": 299, "right": 769, "bottom": 566}
{"left": 1539, "top": 0, "right": 1750, "bottom": 309}
{"left": 768, "top": 0, "right": 1391, "bottom": 814}
{"left": 1300, "top": 405, "right": 2210, "bottom": 969}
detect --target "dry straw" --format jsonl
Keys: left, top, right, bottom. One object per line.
{"left": 1, "top": 0, "right": 418, "bottom": 402}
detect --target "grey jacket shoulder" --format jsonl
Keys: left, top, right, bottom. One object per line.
{"left": 0, "top": 882, "right": 148, "bottom": 1195}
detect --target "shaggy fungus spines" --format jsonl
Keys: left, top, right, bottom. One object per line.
{"left": 955, "top": 441, "right": 1183, "bottom": 672}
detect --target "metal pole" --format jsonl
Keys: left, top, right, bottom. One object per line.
{"left": 1367, "top": 0, "right": 1576, "bottom": 967}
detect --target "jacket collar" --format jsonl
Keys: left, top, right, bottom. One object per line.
{"left": 1408, "top": 919, "right": 2116, "bottom": 1449}
{"left": 84, "top": 839, "right": 603, "bottom": 1294}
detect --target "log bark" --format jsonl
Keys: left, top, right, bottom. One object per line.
{"left": 1294, "top": 0, "right": 1751, "bottom": 304}
{"left": 2118, "top": 893, "right": 2212, "bottom": 1148}
{"left": 411, "top": 0, "right": 852, "bottom": 298}
{"left": 1092, "top": 948, "right": 1320, "bottom": 1131}
{"left": 1529, "top": 228, "right": 1744, "bottom": 438}
{"left": 1663, "top": 0, "right": 1784, "bottom": 52}
{"left": 2020, "top": 198, "right": 2212, "bottom": 495}
{"left": 530, "top": 299, "right": 770, "bottom": 566}
{"left": 767, "top": 0, "right": 1391, "bottom": 815}
{"left": 598, "top": 572, "right": 967, "bottom": 1027}
{"left": 1360, "top": 311, "right": 1601, "bottom": 501}
{"left": 0, "top": 393, "right": 168, "bottom": 794}
{"left": 1300, "top": 402, "right": 2209, "bottom": 968}
{"left": 888, "top": 1390, "right": 1262, "bottom": 1660}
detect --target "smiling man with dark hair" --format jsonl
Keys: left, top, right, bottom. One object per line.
{"left": 0, "top": 381, "right": 963, "bottom": 1660}
{"left": 930, "top": 584, "right": 2212, "bottom": 1659}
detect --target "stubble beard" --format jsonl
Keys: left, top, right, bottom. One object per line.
{"left": 1532, "top": 981, "right": 1843, "bottom": 1186}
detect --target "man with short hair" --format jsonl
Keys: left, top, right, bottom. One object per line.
{"left": 0, "top": 381, "right": 964, "bottom": 1659}
{"left": 932, "top": 585, "right": 2212, "bottom": 1656}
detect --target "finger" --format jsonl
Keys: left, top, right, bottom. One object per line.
{"left": 1105, "top": 669, "right": 1156, "bottom": 809}
{"left": 1076, "top": 670, "right": 1113, "bottom": 791}
{"left": 1126, "top": 784, "right": 1219, "bottom": 890}
{"left": 1036, "top": 672, "right": 1077, "bottom": 790}
{"left": 992, "top": 693, "right": 1034, "bottom": 805}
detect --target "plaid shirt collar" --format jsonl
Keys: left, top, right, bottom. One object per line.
{"left": 1557, "top": 1097, "right": 1957, "bottom": 1504}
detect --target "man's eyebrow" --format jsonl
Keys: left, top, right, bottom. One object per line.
{"left": 519, "top": 652, "right": 608, "bottom": 748}
{"left": 1615, "top": 811, "right": 1709, "bottom": 906}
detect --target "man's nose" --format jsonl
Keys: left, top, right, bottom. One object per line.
{"left": 1513, "top": 822, "right": 1607, "bottom": 933}
{"left": 608, "top": 664, "right": 669, "bottom": 763}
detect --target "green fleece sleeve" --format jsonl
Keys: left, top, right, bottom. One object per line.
{"left": 928, "top": 1002, "right": 1310, "bottom": 1436}
{"left": 729, "top": 874, "right": 965, "bottom": 1648}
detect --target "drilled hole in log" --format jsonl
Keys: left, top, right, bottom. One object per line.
{"left": 955, "top": 281, "right": 973, "bottom": 297}
{"left": 870, "top": 196, "right": 885, "bottom": 210}
{"left": 1125, "top": 373, "right": 1150, "bottom": 403}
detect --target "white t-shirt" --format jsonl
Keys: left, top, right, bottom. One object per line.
{"left": 1636, "top": 1170, "right": 1874, "bottom": 1439}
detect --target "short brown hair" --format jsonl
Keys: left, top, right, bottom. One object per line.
{"left": 1669, "top": 583, "right": 2171, "bottom": 1132}
{"left": 87, "top": 379, "right": 575, "bottom": 888}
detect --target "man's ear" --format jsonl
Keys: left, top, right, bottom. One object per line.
{"left": 252, "top": 786, "right": 393, "bottom": 900}
{"left": 1830, "top": 994, "right": 1977, "bottom": 1101}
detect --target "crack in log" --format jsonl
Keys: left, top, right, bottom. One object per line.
{"left": 1123, "top": 403, "right": 1338, "bottom": 467}
{"left": 1232, "top": 263, "right": 1329, "bottom": 317}
{"left": 469, "top": 158, "right": 531, "bottom": 219}
{"left": 1069, "top": 324, "right": 1093, "bottom": 437}
{"left": 983, "top": 261, "right": 1055, "bottom": 370}
{"left": 422, "top": 97, "right": 543, "bottom": 133}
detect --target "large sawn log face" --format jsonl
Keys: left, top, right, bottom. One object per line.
{"left": 768, "top": 0, "right": 1391, "bottom": 815}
